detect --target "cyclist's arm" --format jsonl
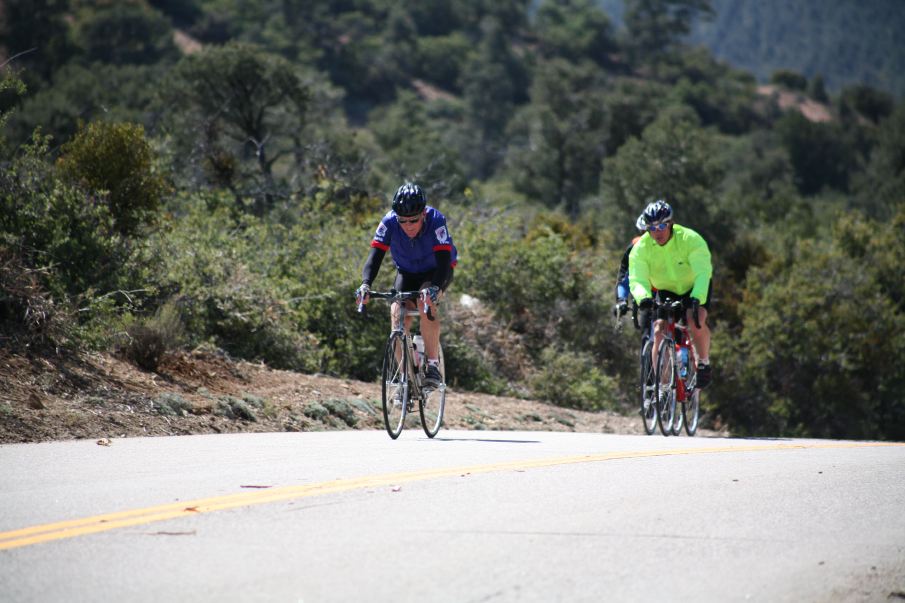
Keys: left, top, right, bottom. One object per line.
{"left": 615, "top": 242, "right": 632, "bottom": 301}
{"left": 688, "top": 238, "right": 713, "bottom": 303}
{"left": 430, "top": 249, "right": 451, "bottom": 289}
{"left": 361, "top": 246, "right": 386, "bottom": 286}
{"left": 628, "top": 245, "right": 653, "bottom": 303}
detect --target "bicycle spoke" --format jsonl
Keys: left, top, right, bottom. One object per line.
{"left": 419, "top": 346, "right": 445, "bottom": 438}
{"left": 381, "top": 335, "right": 408, "bottom": 439}
{"left": 655, "top": 339, "right": 676, "bottom": 436}
{"left": 640, "top": 339, "right": 657, "bottom": 435}
{"left": 683, "top": 362, "right": 701, "bottom": 436}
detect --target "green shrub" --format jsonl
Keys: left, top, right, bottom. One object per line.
{"left": 216, "top": 396, "right": 257, "bottom": 421}
{"left": 321, "top": 399, "right": 359, "bottom": 427}
{"left": 529, "top": 346, "right": 618, "bottom": 411}
{"left": 770, "top": 69, "right": 807, "bottom": 91}
{"left": 153, "top": 393, "right": 193, "bottom": 416}
{"left": 303, "top": 402, "right": 329, "bottom": 421}
{"left": 57, "top": 120, "right": 166, "bottom": 237}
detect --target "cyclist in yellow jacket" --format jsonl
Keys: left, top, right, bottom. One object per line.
{"left": 629, "top": 200, "right": 713, "bottom": 389}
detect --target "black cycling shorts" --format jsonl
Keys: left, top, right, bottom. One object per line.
{"left": 654, "top": 281, "right": 713, "bottom": 320}
{"left": 393, "top": 269, "right": 454, "bottom": 294}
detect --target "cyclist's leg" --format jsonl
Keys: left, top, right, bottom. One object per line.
{"left": 650, "top": 291, "right": 678, "bottom": 373}
{"left": 688, "top": 307, "right": 710, "bottom": 359}
{"left": 392, "top": 271, "right": 420, "bottom": 332}
{"left": 417, "top": 269, "right": 453, "bottom": 361}
{"left": 683, "top": 282, "right": 712, "bottom": 365}
{"left": 417, "top": 279, "right": 440, "bottom": 358}
{"left": 651, "top": 317, "right": 667, "bottom": 372}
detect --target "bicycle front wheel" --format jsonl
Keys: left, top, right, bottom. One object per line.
{"left": 683, "top": 361, "right": 701, "bottom": 436}
{"left": 419, "top": 344, "right": 446, "bottom": 438}
{"left": 381, "top": 333, "right": 409, "bottom": 439}
{"left": 655, "top": 338, "right": 677, "bottom": 436}
{"left": 639, "top": 337, "right": 657, "bottom": 435}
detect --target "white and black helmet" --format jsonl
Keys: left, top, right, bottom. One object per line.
{"left": 641, "top": 199, "right": 673, "bottom": 225}
{"left": 392, "top": 182, "right": 426, "bottom": 217}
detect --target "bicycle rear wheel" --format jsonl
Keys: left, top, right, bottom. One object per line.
{"left": 381, "top": 333, "right": 409, "bottom": 439}
{"left": 683, "top": 361, "right": 701, "bottom": 436}
{"left": 639, "top": 337, "right": 657, "bottom": 435}
{"left": 671, "top": 350, "right": 685, "bottom": 435}
{"left": 419, "top": 345, "right": 446, "bottom": 438}
{"left": 655, "top": 338, "right": 676, "bottom": 436}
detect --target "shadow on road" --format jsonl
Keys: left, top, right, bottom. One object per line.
{"left": 430, "top": 437, "right": 541, "bottom": 444}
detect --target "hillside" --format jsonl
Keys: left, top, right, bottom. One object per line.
{"left": 691, "top": 0, "right": 905, "bottom": 97}
{"left": 0, "top": 348, "right": 725, "bottom": 444}
{"left": 595, "top": 0, "right": 905, "bottom": 97}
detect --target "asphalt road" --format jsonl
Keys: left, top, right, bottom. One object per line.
{"left": 2, "top": 430, "right": 904, "bottom": 602}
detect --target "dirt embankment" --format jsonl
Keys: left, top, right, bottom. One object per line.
{"left": 0, "top": 348, "right": 722, "bottom": 444}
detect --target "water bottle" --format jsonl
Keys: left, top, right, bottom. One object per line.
{"left": 679, "top": 346, "right": 688, "bottom": 378}
{"left": 412, "top": 335, "right": 425, "bottom": 368}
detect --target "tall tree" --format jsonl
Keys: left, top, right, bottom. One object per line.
{"left": 623, "top": 0, "right": 713, "bottom": 67}
{"left": 165, "top": 42, "right": 309, "bottom": 207}
{"left": 0, "top": 0, "right": 72, "bottom": 83}
{"left": 460, "top": 17, "right": 525, "bottom": 179}
{"left": 600, "top": 106, "right": 725, "bottom": 245}
{"left": 73, "top": 2, "right": 177, "bottom": 66}
{"left": 854, "top": 103, "right": 905, "bottom": 219}
{"left": 505, "top": 59, "right": 610, "bottom": 217}
{"left": 534, "top": 0, "right": 616, "bottom": 67}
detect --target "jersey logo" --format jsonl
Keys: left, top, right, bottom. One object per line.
{"left": 435, "top": 225, "right": 449, "bottom": 243}
{"left": 376, "top": 222, "right": 387, "bottom": 238}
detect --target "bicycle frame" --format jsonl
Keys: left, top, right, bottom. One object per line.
{"left": 368, "top": 290, "right": 427, "bottom": 397}
{"left": 651, "top": 300, "right": 696, "bottom": 390}
{"left": 361, "top": 289, "right": 446, "bottom": 439}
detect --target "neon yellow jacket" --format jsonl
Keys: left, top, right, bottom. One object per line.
{"left": 628, "top": 224, "right": 712, "bottom": 303}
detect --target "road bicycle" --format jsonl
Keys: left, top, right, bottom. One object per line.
{"left": 359, "top": 290, "right": 446, "bottom": 439}
{"left": 636, "top": 297, "right": 701, "bottom": 436}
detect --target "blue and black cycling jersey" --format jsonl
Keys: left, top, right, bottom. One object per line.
{"left": 361, "top": 206, "right": 457, "bottom": 289}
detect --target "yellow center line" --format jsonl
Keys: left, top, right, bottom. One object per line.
{"left": 1, "top": 440, "right": 901, "bottom": 550}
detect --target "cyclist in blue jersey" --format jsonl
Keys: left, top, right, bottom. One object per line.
{"left": 355, "top": 182, "right": 457, "bottom": 388}
{"left": 613, "top": 213, "right": 647, "bottom": 321}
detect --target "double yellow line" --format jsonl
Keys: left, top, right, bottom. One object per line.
{"left": 2, "top": 440, "right": 900, "bottom": 551}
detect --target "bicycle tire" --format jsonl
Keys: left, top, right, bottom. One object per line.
{"left": 655, "top": 338, "right": 677, "bottom": 436}
{"left": 381, "top": 333, "right": 408, "bottom": 439}
{"left": 683, "top": 361, "right": 701, "bottom": 436}
{"left": 672, "top": 347, "right": 685, "bottom": 436}
{"left": 419, "top": 344, "right": 446, "bottom": 438}
{"left": 640, "top": 337, "right": 657, "bottom": 435}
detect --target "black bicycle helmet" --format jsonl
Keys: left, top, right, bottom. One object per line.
{"left": 641, "top": 199, "right": 673, "bottom": 225}
{"left": 392, "top": 182, "right": 427, "bottom": 217}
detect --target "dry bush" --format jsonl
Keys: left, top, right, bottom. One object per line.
{"left": 0, "top": 245, "right": 68, "bottom": 346}
{"left": 119, "top": 301, "right": 184, "bottom": 371}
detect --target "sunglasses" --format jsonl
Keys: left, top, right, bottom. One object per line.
{"left": 647, "top": 222, "right": 669, "bottom": 232}
{"left": 398, "top": 215, "right": 422, "bottom": 224}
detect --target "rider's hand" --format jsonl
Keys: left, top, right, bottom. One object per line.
{"left": 684, "top": 297, "right": 701, "bottom": 327}
{"left": 355, "top": 283, "right": 370, "bottom": 305}
{"left": 638, "top": 298, "right": 653, "bottom": 331}
{"left": 420, "top": 285, "right": 440, "bottom": 306}
{"left": 613, "top": 298, "right": 629, "bottom": 318}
